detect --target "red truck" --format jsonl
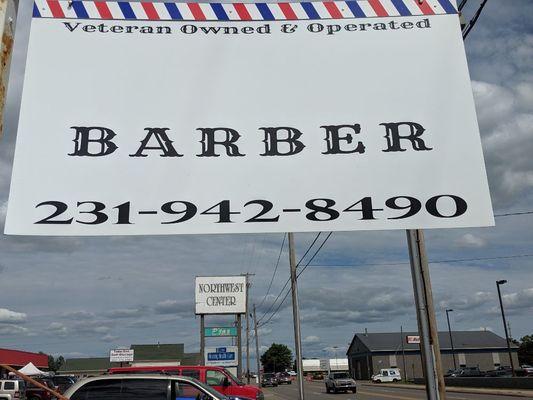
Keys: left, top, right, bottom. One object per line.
{"left": 108, "top": 365, "right": 264, "bottom": 400}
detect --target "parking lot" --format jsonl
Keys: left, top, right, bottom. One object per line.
{"left": 262, "top": 380, "right": 531, "bottom": 400}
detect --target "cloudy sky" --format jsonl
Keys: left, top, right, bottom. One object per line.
{"left": 0, "top": 0, "right": 532, "bottom": 370}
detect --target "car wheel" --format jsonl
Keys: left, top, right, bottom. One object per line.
{"left": 326, "top": 385, "right": 330, "bottom": 393}
{"left": 288, "top": 381, "right": 292, "bottom": 385}
{"left": 392, "top": 378, "right": 398, "bottom": 382}
{"left": 352, "top": 389, "right": 357, "bottom": 393}
{"left": 376, "top": 380, "right": 381, "bottom": 383}
{"left": 333, "top": 387, "right": 338, "bottom": 394}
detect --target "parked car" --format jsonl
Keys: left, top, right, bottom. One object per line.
{"left": 286, "top": 371, "right": 297, "bottom": 376}
{"left": 324, "top": 372, "right": 356, "bottom": 394}
{"left": 311, "top": 372, "right": 324, "bottom": 380}
{"left": 275, "top": 373, "right": 291, "bottom": 385}
{"left": 64, "top": 374, "right": 229, "bottom": 400}
{"left": 49, "top": 375, "right": 76, "bottom": 394}
{"left": 260, "top": 373, "right": 278, "bottom": 387}
{"left": 449, "top": 367, "right": 484, "bottom": 377}
{"left": 108, "top": 365, "right": 264, "bottom": 400}
{"left": 485, "top": 366, "right": 513, "bottom": 377}
{"left": 25, "top": 378, "right": 58, "bottom": 400}
{"left": 372, "top": 368, "right": 402, "bottom": 383}
{"left": 0, "top": 379, "right": 26, "bottom": 400}
{"left": 521, "top": 365, "right": 533, "bottom": 376}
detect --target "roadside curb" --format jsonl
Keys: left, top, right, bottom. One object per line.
{"left": 358, "top": 382, "right": 533, "bottom": 398}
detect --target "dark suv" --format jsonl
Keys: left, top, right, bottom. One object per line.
{"left": 64, "top": 375, "right": 228, "bottom": 400}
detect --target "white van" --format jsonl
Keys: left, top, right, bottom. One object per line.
{"left": 0, "top": 380, "right": 26, "bottom": 400}
{"left": 371, "top": 368, "right": 401, "bottom": 383}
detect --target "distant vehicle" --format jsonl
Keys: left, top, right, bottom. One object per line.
{"left": 372, "top": 368, "right": 402, "bottom": 383}
{"left": 0, "top": 379, "right": 26, "bottom": 400}
{"left": 311, "top": 372, "right": 324, "bottom": 380}
{"left": 25, "top": 378, "right": 58, "bottom": 400}
{"left": 444, "top": 369, "right": 460, "bottom": 377}
{"left": 261, "top": 373, "right": 278, "bottom": 387}
{"left": 485, "top": 366, "right": 513, "bottom": 377}
{"left": 287, "top": 371, "right": 297, "bottom": 376}
{"left": 521, "top": 365, "right": 533, "bottom": 376}
{"left": 324, "top": 372, "right": 356, "bottom": 394}
{"left": 275, "top": 373, "right": 292, "bottom": 385}
{"left": 449, "top": 367, "right": 484, "bottom": 377}
{"left": 108, "top": 365, "right": 263, "bottom": 400}
{"left": 64, "top": 374, "right": 229, "bottom": 400}
{"left": 49, "top": 376, "right": 76, "bottom": 394}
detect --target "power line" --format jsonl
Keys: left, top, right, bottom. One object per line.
{"left": 257, "top": 233, "right": 320, "bottom": 323}
{"left": 296, "top": 233, "right": 321, "bottom": 267}
{"left": 257, "top": 234, "right": 286, "bottom": 309}
{"left": 458, "top": 0, "right": 469, "bottom": 11}
{"left": 258, "top": 233, "right": 333, "bottom": 327}
{"left": 494, "top": 211, "right": 533, "bottom": 217}
{"left": 308, "top": 253, "right": 533, "bottom": 269}
{"left": 463, "top": 0, "right": 489, "bottom": 40}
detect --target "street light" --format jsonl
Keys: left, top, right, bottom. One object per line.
{"left": 445, "top": 309, "right": 457, "bottom": 370}
{"left": 496, "top": 280, "right": 515, "bottom": 376}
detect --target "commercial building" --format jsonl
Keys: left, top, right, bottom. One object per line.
{"left": 60, "top": 343, "right": 201, "bottom": 375}
{"left": 0, "top": 348, "right": 49, "bottom": 378}
{"left": 347, "top": 330, "right": 519, "bottom": 380}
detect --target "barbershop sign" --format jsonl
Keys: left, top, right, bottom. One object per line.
{"left": 5, "top": 0, "right": 494, "bottom": 236}
{"left": 195, "top": 276, "right": 247, "bottom": 315}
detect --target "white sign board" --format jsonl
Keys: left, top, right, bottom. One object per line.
{"left": 110, "top": 349, "right": 134, "bottom": 362}
{"left": 205, "top": 346, "right": 238, "bottom": 367}
{"left": 5, "top": 0, "right": 494, "bottom": 236}
{"left": 320, "top": 359, "right": 330, "bottom": 371}
{"left": 406, "top": 335, "right": 421, "bottom": 344}
{"left": 195, "top": 276, "right": 246, "bottom": 315}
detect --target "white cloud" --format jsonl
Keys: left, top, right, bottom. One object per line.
{"left": 303, "top": 336, "right": 321, "bottom": 344}
{"left": 0, "top": 308, "right": 27, "bottom": 323}
{"left": 457, "top": 233, "right": 487, "bottom": 248}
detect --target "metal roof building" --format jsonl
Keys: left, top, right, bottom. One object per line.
{"left": 346, "top": 330, "right": 519, "bottom": 380}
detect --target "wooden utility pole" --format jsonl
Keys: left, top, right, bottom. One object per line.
{"left": 406, "top": 229, "right": 446, "bottom": 400}
{"left": 288, "top": 232, "right": 305, "bottom": 400}
{"left": 0, "top": 0, "right": 18, "bottom": 137}
{"left": 200, "top": 314, "right": 205, "bottom": 365}
{"left": 237, "top": 313, "right": 243, "bottom": 379}
{"left": 253, "top": 304, "right": 261, "bottom": 387}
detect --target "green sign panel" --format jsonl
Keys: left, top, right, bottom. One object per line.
{"left": 205, "top": 327, "right": 237, "bottom": 337}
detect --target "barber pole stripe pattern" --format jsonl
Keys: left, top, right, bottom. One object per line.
{"left": 33, "top": 0, "right": 457, "bottom": 21}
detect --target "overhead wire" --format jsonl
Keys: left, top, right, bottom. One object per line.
{"left": 258, "top": 232, "right": 333, "bottom": 327}
{"left": 462, "top": 0, "right": 489, "bottom": 40}
{"left": 256, "top": 234, "right": 286, "bottom": 309}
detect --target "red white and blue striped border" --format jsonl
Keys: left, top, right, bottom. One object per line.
{"left": 33, "top": 0, "right": 457, "bottom": 21}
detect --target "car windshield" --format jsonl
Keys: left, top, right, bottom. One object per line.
{"left": 333, "top": 373, "right": 349, "bottom": 379}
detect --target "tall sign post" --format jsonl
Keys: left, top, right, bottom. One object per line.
{"left": 8, "top": 2, "right": 494, "bottom": 398}
{"left": 195, "top": 276, "right": 247, "bottom": 377}
{"left": 289, "top": 233, "right": 305, "bottom": 400}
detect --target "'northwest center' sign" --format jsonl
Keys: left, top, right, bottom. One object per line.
{"left": 195, "top": 276, "right": 247, "bottom": 315}
{"left": 5, "top": 0, "right": 494, "bottom": 236}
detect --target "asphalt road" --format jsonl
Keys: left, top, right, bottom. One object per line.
{"left": 262, "top": 380, "right": 531, "bottom": 400}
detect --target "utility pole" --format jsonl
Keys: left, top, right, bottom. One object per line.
{"left": 406, "top": 229, "right": 446, "bottom": 400}
{"left": 288, "top": 232, "right": 305, "bottom": 400}
{"left": 200, "top": 315, "right": 205, "bottom": 366}
{"left": 496, "top": 280, "right": 515, "bottom": 376}
{"left": 0, "top": 0, "right": 18, "bottom": 137}
{"left": 253, "top": 304, "right": 261, "bottom": 387}
{"left": 445, "top": 309, "right": 457, "bottom": 370}
{"left": 242, "top": 273, "right": 255, "bottom": 384}
{"left": 237, "top": 314, "right": 243, "bottom": 379}
{"left": 400, "top": 326, "right": 407, "bottom": 382}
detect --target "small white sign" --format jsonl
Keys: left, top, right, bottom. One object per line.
{"left": 320, "top": 359, "right": 330, "bottom": 371}
{"left": 110, "top": 349, "right": 134, "bottom": 362}
{"left": 406, "top": 335, "right": 421, "bottom": 344}
{"left": 195, "top": 276, "right": 246, "bottom": 315}
{"left": 205, "top": 346, "right": 238, "bottom": 367}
